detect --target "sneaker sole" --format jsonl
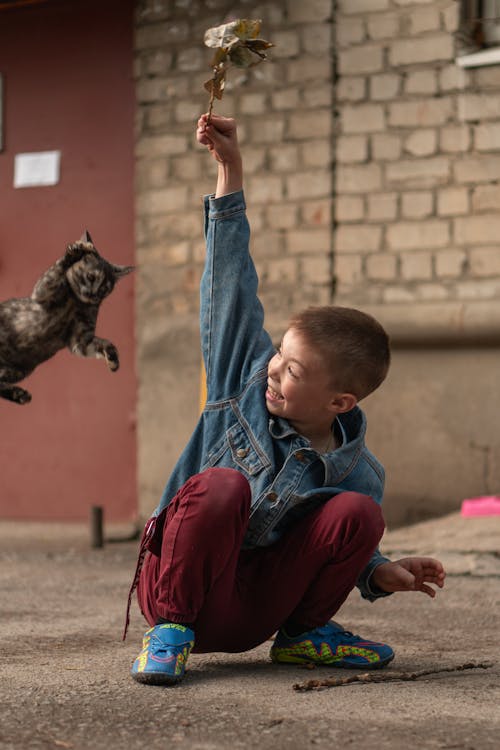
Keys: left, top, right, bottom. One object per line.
{"left": 131, "top": 670, "right": 184, "bottom": 686}
{"left": 270, "top": 652, "right": 395, "bottom": 669}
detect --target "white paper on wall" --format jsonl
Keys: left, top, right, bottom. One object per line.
{"left": 14, "top": 150, "right": 61, "bottom": 188}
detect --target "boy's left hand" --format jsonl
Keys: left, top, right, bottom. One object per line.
{"left": 371, "top": 556, "right": 446, "bottom": 598}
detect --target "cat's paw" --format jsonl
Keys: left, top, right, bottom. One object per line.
{"left": 103, "top": 343, "right": 119, "bottom": 372}
{"left": 4, "top": 386, "right": 32, "bottom": 404}
{"left": 63, "top": 241, "right": 96, "bottom": 267}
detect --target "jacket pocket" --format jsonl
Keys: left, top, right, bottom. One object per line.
{"left": 203, "top": 422, "right": 267, "bottom": 477}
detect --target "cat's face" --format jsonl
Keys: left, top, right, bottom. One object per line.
{"left": 66, "top": 253, "right": 129, "bottom": 304}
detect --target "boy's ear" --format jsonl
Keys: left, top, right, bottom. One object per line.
{"left": 330, "top": 392, "right": 357, "bottom": 414}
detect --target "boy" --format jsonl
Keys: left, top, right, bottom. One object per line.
{"left": 127, "top": 114, "right": 445, "bottom": 685}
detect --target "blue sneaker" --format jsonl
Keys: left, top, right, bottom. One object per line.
{"left": 270, "top": 620, "right": 394, "bottom": 669}
{"left": 131, "top": 623, "right": 195, "bottom": 685}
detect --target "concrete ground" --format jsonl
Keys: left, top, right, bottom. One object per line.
{"left": 1, "top": 512, "right": 499, "bottom": 750}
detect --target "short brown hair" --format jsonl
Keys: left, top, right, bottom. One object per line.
{"left": 288, "top": 306, "right": 390, "bottom": 400}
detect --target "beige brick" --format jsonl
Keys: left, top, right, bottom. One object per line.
{"left": 383, "top": 286, "right": 416, "bottom": 303}
{"left": 475, "top": 66, "right": 500, "bottom": 88}
{"left": 270, "top": 29, "right": 301, "bottom": 58}
{"left": 400, "top": 252, "right": 433, "bottom": 281}
{"left": 136, "top": 22, "right": 189, "bottom": 49}
{"left": 287, "top": 56, "right": 332, "bottom": 83}
{"left": 439, "top": 64, "right": 470, "bottom": 92}
{"left": 440, "top": 125, "right": 471, "bottom": 153}
{"left": 238, "top": 147, "right": 266, "bottom": 176}
{"left": 405, "top": 70, "right": 438, "bottom": 95}
{"left": 136, "top": 133, "right": 188, "bottom": 158}
{"left": 408, "top": 6, "right": 441, "bottom": 34}
{"left": 442, "top": 2, "right": 460, "bottom": 32}
{"left": 175, "top": 99, "right": 203, "bottom": 123}
{"left": 455, "top": 279, "right": 500, "bottom": 300}
{"left": 287, "top": 229, "right": 331, "bottom": 255}
{"left": 136, "top": 77, "right": 173, "bottom": 103}
{"left": 265, "top": 257, "right": 298, "bottom": 285}
{"left": 136, "top": 159, "right": 169, "bottom": 191}
{"left": 300, "top": 256, "right": 332, "bottom": 284}
{"left": 471, "top": 185, "right": 500, "bottom": 213}
{"left": 454, "top": 156, "right": 500, "bottom": 184}
{"left": 389, "top": 34, "right": 453, "bottom": 65}
{"left": 143, "top": 49, "right": 173, "bottom": 76}
{"left": 340, "top": 0, "right": 390, "bottom": 12}
{"left": 171, "top": 154, "right": 203, "bottom": 182}
{"left": 301, "top": 199, "right": 332, "bottom": 226}
{"left": 388, "top": 98, "right": 453, "bottom": 128}
{"left": 137, "top": 186, "right": 189, "bottom": 215}
{"left": 387, "top": 220, "right": 449, "bottom": 250}
{"left": 367, "top": 13, "right": 400, "bottom": 40}
{"left": 336, "top": 135, "right": 368, "bottom": 163}
{"left": 146, "top": 104, "right": 171, "bottom": 131}
{"left": 287, "top": 171, "right": 331, "bottom": 200}
{"left": 272, "top": 87, "right": 301, "bottom": 110}
{"left": 177, "top": 47, "right": 205, "bottom": 72}
{"left": 246, "top": 175, "right": 284, "bottom": 204}
{"left": 341, "top": 104, "right": 385, "bottom": 133}
{"left": 474, "top": 123, "right": 500, "bottom": 152}
{"left": 303, "top": 86, "right": 333, "bottom": 108}
{"left": 286, "top": 0, "right": 332, "bottom": 22}
{"left": 335, "top": 196, "right": 365, "bottom": 222}
{"left": 303, "top": 23, "right": 332, "bottom": 55}
{"left": 288, "top": 110, "right": 331, "bottom": 140}
{"left": 370, "top": 73, "right": 401, "bottom": 101}
{"left": 336, "top": 77, "right": 366, "bottom": 102}
{"left": 372, "top": 133, "right": 402, "bottom": 161}
{"left": 401, "top": 191, "right": 433, "bottom": 219}
{"left": 454, "top": 215, "right": 500, "bottom": 245}
{"left": 269, "top": 143, "right": 299, "bottom": 172}
{"left": 366, "top": 253, "right": 397, "bottom": 280}
{"left": 335, "top": 225, "right": 382, "bottom": 252}
{"left": 415, "top": 283, "right": 449, "bottom": 302}
{"left": 469, "top": 247, "right": 500, "bottom": 277}
{"left": 435, "top": 249, "right": 467, "bottom": 278}
{"left": 249, "top": 117, "right": 285, "bottom": 144}
{"left": 240, "top": 92, "right": 268, "bottom": 115}
{"left": 459, "top": 94, "right": 500, "bottom": 121}
{"left": 336, "top": 163, "right": 382, "bottom": 193}
{"left": 337, "top": 17, "right": 365, "bottom": 47}
{"left": 266, "top": 204, "right": 298, "bottom": 230}
{"left": 437, "top": 188, "right": 469, "bottom": 216}
{"left": 387, "top": 158, "right": 450, "bottom": 187}
{"left": 338, "top": 45, "right": 384, "bottom": 75}
{"left": 404, "top": 129, "right": 437, "bottom": 156}
{"left": 334, "top": 254, "right": 363, "bottom": 286}
{"left": 368, "top": 193, "right": 398, "bottom": 221}
{"left": 301, "top": 140, "right": 333, "bottom": 168}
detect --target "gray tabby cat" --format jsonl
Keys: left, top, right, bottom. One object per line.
{"left": 0, "top": 231, "right": 133, "bottom": 405}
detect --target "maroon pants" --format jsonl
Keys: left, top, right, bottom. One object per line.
{"left": 136, "top": 468, "right": 384, "bottom": 653}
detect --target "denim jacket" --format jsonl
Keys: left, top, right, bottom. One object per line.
{"left": 156, "top": 190, "right": 390, "bottom": 601}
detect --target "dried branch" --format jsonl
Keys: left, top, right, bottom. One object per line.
{"left": 293, "top": 661, "right": 494, "bottom": 692}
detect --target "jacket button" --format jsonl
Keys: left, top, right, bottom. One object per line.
{"left": 236, "top": 447, "right": 249, "bottom": 458}
{"left": 295, "top": 451, "right": 305, "bottom": 461}
{"left": 267, "top": 491, "right": 278, "bottom": 501}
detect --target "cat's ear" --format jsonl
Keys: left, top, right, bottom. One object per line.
{"left": 112, "top": 263, "right": 134, "bottom": 279}
{"left": 79, "top": 229, "right": 94, "bottom": 244}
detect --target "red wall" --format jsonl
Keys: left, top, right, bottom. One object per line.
{"left": 0, "top": 0, "right": 137, "bottom": 521}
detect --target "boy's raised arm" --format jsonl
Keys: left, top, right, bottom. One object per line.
{"left": 196, "top": 114, "right": 243, "bottom": 197}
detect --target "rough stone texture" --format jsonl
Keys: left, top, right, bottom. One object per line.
{"left": 135, "top": 0, "right": 500, "bottom": 524}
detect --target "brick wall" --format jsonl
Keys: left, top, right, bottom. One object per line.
{"left": 134, "top": 0, "right": 500, "bottom": 523}
{"left": 134, "top": 0, "right": 334, "bottom": 516}
{"left": 335, "top": 0, "right": 500, "bottom": 328}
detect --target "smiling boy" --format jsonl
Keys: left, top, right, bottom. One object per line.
{"left": 127, "top": 114, "right": 445, "bottom": 685}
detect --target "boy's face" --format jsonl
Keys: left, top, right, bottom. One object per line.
{"left": 266, "top": 327, "right": 339, "bottom": 429}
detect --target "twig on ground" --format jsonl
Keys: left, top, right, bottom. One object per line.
{"left": 293, "top": 661, "right": 494, "bottom": 692}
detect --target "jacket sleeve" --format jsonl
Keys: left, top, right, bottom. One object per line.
{"left": 356, "top": 549, "right": 393, "bottom": 601}
{"left": 201, "top": 190, "right": 274, "bottom": 402}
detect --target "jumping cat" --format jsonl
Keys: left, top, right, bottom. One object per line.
{"left": 0, "top": 231, "right": 133, "bottom": 405}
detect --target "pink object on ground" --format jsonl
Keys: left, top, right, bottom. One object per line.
{"left": 461, "top": 496, "right": 500, "bottom": 517}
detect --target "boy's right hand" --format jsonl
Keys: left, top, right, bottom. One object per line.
{"left": 196, "top": 114, "right": 241, "bottom": 165}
